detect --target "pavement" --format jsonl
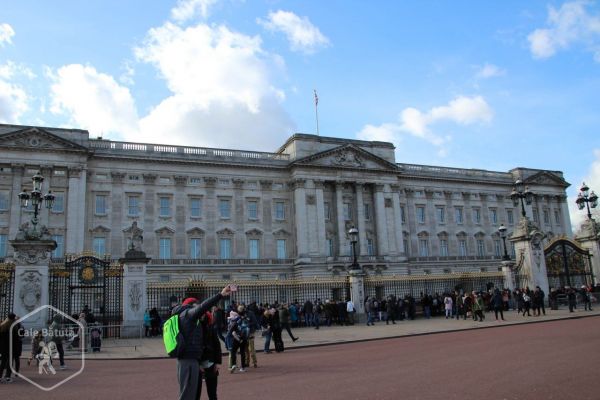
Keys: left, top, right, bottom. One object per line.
{"left": 79, "top": 307, "right": 600, "bottom": 359}
{"left": 7, "top": 315, "right": 600, "bottom": 400}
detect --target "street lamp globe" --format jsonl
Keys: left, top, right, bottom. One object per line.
{"left": 498, "top": 224, "right": 507, "bottom": 238}
{"left": 348, "top": 226, "right": 358, "bottom": 244}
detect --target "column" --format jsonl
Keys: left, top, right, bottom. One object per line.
{"left": 391, "top": 185, "right": 405, "bottom": 255}
{"left": 559, "top": 195, "right": 573, "bottom": 235}
{"left": 335, "top": 182, "right": 346, "bottom": 256}
{"left": 203, "top": 177, "right": 217, "bottom": 257}
{"left": 355, "top": 183, "right": 367, "bottom": 256}
{"left": 8, "top": 164, "right": 24, "bottom": 243}
{"left": 374, "top": 184, "right": 389, "bottom": 256}
{"left": 66, "top": 166, "right": 86, "bottom": 254}
{"left": 120, "top": 249, "right": 150, "bottom": 338}
{"left": 314, "top": 180, "right": 327, "bottom": 257}
{"left": 293, "top": 178, "right": 309, "bottom": 258}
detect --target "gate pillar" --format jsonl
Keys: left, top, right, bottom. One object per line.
{"left": 119, "top": 247, "right": 150, "bottom": 338}
{"left": 575, "top": 218, "right": 600, "bottom": 285}
{"left": 9, "top": 237, "right": 57, "bottom": 329}
{"left": 508, "top": 217, "right": 549, "bottom": 295}
{"left": 501, "top": 261, "right": 516, "bottom": 292}
{"left": 349, "top": 269, "right": 366, "bottom": 319}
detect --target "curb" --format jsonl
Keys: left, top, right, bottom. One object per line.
{"left": 77, "top": 312, "right": 600, "bottom": 361}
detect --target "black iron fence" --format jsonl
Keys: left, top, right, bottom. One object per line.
{"left": 148, "top": 278, "right": 351, "bottom": 320}
{"left": 0, "top": 262, "right": 15, "bottom": 320}
{"left": 364, "top": 272, "right": 506, "bottom": 299}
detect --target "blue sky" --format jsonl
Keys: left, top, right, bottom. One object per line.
{"left": 1, "top": 0, "right": 600, "bottom": 228}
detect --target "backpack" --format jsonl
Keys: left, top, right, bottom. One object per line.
{"left": 233, "top": 316, "right": 250, "bottom": 341}
{"left": 163, "top": 314, "right": 185, "bottom": 357}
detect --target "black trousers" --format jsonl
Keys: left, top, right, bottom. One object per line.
{"left": 229, "top": 340, "right": 248, "bottom": 368}
{"left": 282, "top": 323, "right": 296, "bottom": 340}
{"left": 494, "top": 307, "right": 504, "bottom": 320}
{"left": 0, "top": 352, "right": 10, "bottom": 378}
{"left": 197, "top": 364, "right": 219, "bottom": 400}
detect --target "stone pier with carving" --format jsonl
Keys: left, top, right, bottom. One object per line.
{"left": 9, "top": 236, "right": 56, "bottom": 329}
{"left": 575, "top": 218, "right": 600, "bottom": 285}
{"left": 120, "top": 247, "right": 150, "bottom": 338}
{"left": 509, "top": 217, "right": 550, "bottom": 295}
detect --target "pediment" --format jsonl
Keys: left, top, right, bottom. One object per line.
{"left": 272, "top": 228, "right": 291, "bottom": 237}
{"left": 155, "top": 226, "right": 175, "bottom": 235}
{"left": 216, "top": 228, "right": 235, "bottom": 236}
{"left": 245, "top": 228, "right": 263, "bottom": 236}
{"left": 522, "top": 171, "right": 569, "bottom": 188}
{"left": 186, "top": 227, "right": 205, "bottom": 236}
{"left": 292, "top": 144, "right": 398, "bottom": 171}
{"left": 0, "top": 127, "right": 88, "bottom": 153}
{"left": 89, "top": 225, "right": 111, "bottom": 233}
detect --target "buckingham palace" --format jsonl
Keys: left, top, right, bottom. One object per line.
{"left": 0, "top": 123, "right": 572, "bottom": 283}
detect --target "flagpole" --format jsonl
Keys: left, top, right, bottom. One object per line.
{"left": 314, "top": 89, "right": 320, "bottom": 136}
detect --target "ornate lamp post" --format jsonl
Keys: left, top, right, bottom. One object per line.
{"left": 575, "top": 182, "right": 598, "bottom": 220}
{"left": 510, "top": 179, "right": 533, "bottom": 218}
{"left": 348, "top": 226, "right": 360, "bottom": 271}
{"left": 498, "top": 224, "right": 511, "bottom": 261}
{"left": 18, "top": 171, "right": 55, "bottom": 239}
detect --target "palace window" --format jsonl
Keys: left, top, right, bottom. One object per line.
{"left": 490, "top": 209, "right": 498, "bottom": 225}
{"left": 159, "top": 197, "right": 171, "bottom": 217}
{"left": 0, "top": 234, "right": 7, "bottom": 257}
{"left": 190, "top": 198, "right": 202, "bottom": 218}
{"left": 416, "top": 206, "right": 426, "bottom": 223}
{"left": 543, "top": 209, "right": 550, "bottom": 224}
{"left": 128, "top": 196, "right": 140, "bottom": 216}
{"left": 343, "top": 203, "right": 352, "bottom": 220}
{"left": 327, "top": 238, "right": 334, "bottom": 257}
{"left": 440, "top": 239, "right": 448, "bottom": 257}
{"left": 554, "top": 209, "right": 561, "bottom": 225}
{"left": 436, "top": 207, "right": 445, "bottom": 223}
{"left": 455, "top": 207, "right": 463, "bottom": 224}
{"left": 220, "top": 238, "right": 232, "bottom": 259}
{"left": 473, "top": 208, "right": 481, "bottom": 224}
{"left": 419, "top": 239, "right": 429, "bottom": 257}
{"left": 364, "top": 203, "right": 371, "bottom": 221}
{"left": 459, "top": 240, "right": 467, "bottom": 256}
{"left": 494, "top": 240, "right": 501, "bottom": 257}
{"left": 52, "top": 193, "right": 64, "bottom": 213}
{"left": 190, "top": 238, "right": 202, "bottom": 259}
{"left": 0, "top": 192, "right": 8, "bottom": 211}
{"left": 93, "top": 237, "right": 106, "bottom": 256}
{"left": 248, "top": 239, "right": 260, "bottom": 259}
{"left": 400, "top": 206, "right": 406, "bottom": 223}
{"left": 324, "top": 202, "right": 331, "bottom": 220}
{"left": 219, "top": 199, "right": 231, "bottom": 219}
{"left": 507, "top": 209, "right": 514, "bottom": 225}
{"left": 95, "top": 195, "right": 107, "bottom": 215}
{"left": 275, "top": 201, "right": 285, "bottom": 220}
{"left": 476, "top": 239, "right": 485, "bottom": 257}
{"left": 52, "top": 235, "right": 64, "bottom": 258}
{"left": 248, "top": 201, "right": 258, "bottom": 220}
{"left": 367, "top": 239, "right": 375, "bottom": 256}
{"left": 276, "top": 239, "right": 286, "bottom": 259}
{"left": 159, "top": 238, "right": 171, "bottom": 259}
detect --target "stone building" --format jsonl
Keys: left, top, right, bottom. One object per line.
{"left": 0, "top": 124, "right": 572, "bottom": 282}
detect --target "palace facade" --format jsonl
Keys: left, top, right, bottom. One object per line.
{"left": 0, "top": 124, "right": 572, "bottom": 282}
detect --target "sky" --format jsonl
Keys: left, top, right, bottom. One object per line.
{"left": 1, "top": 0, "right": 600, "bottom": 230}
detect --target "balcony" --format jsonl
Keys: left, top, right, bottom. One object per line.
{"left": 149, "top": 258, "right": 296, "bottom": 266}
{"left": 89, "top": 139, "right": 290, "bottom": 163}
{"left": 407, "top": 255, "right": 502, "bottom": 262}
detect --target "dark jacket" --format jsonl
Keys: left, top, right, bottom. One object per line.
{"left": 171, "top": 293, "right": 223, "bottom": 360}
{"left": 200, "top": 321, "right": 222, "bottom": 365}
{"left": 491, "top": 292, "right": 503, "bottom": 309}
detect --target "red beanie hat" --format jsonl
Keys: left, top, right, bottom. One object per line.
{"left": 182, "top": 297, "right": 198, "bottom": 306}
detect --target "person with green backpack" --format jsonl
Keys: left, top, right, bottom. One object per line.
{"left": 166, "top": 284, "right": 234, "bottom": 400}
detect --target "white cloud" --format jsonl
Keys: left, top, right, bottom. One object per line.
{"left": 357, "top": 95, "right": 493, "bottom": 153}
{"left": 0, "top": 23, "right": 15, "bottom": 47}
{"left": 0, "top": 80, "right": 28, "bottom": 123}
{"left": 171, "top": 0, "right": 218, "bottom": 23}
{"left": 119, "top": 60, "right": 135, "bottom": 85}
{"left": 134, "top": 21, "right": 294, "bottom": 148}
{"left": 475, "top": 63, "right": 506, "bottom": 79}
{"left": 258, "top": 10, "right": 330, "bottom": 54}
{"left": 0, "top": 61, "right": 36, "bottom": 80}
{"left": 528, "top": 1, "right": 600, "bottom": 60}
{"left": 48, "top": 64, "right": 139, "bottom": 139}
{"left": 571, "top": 149, "right": 600, "bottom": 231}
